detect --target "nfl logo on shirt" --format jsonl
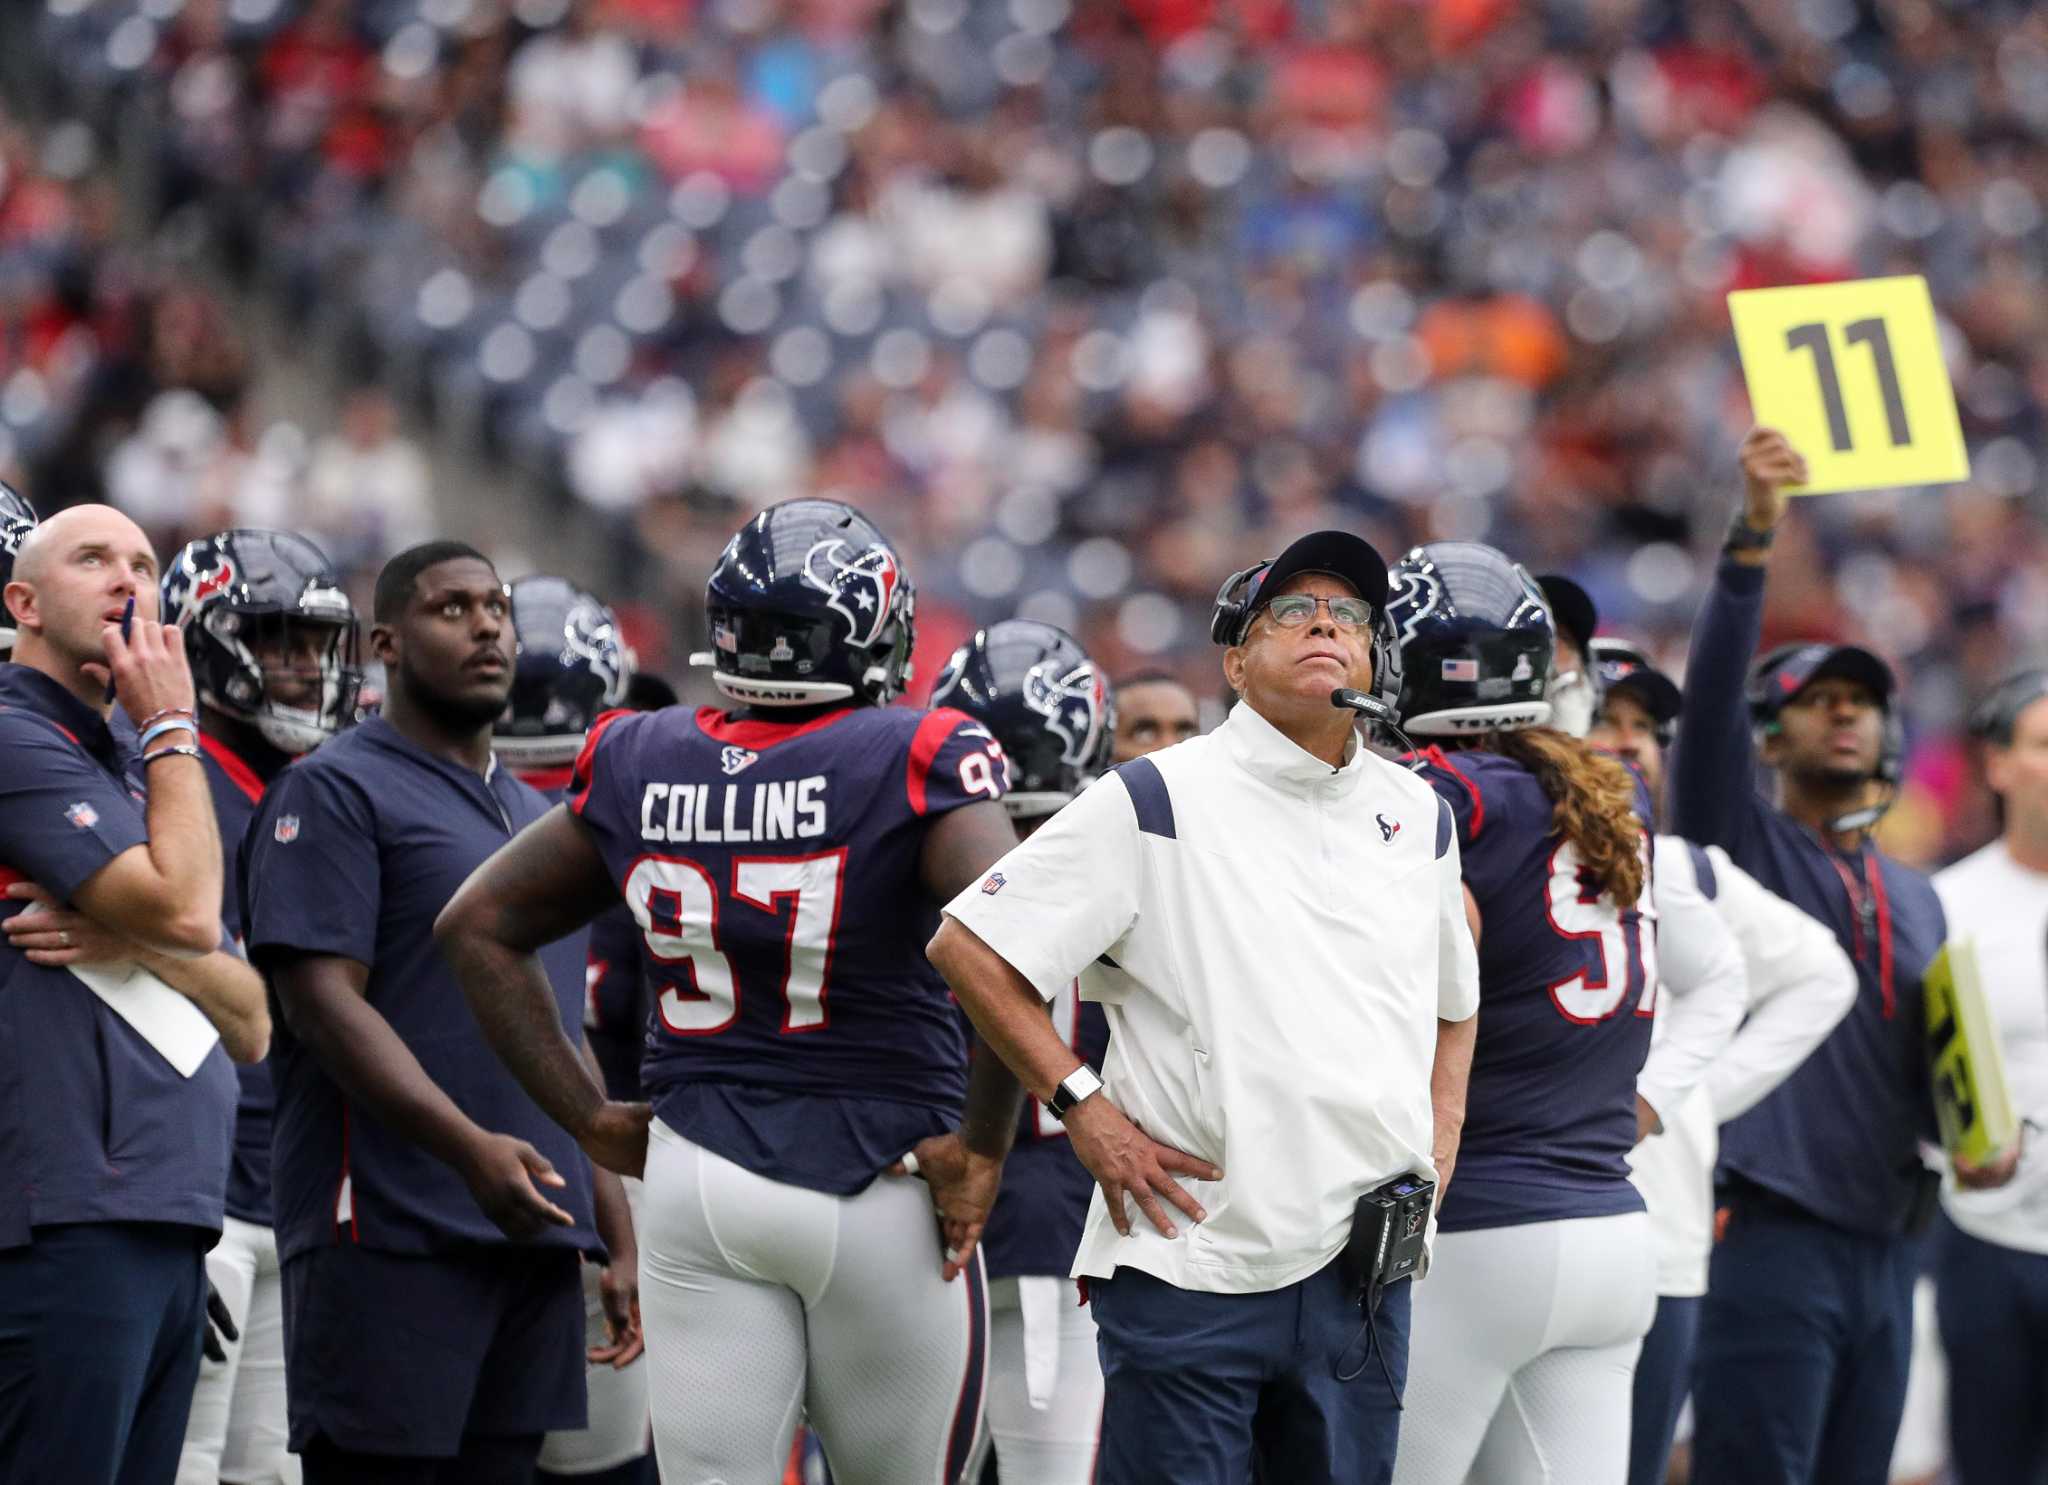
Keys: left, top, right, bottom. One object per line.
{"left": 273, "top": 814, "right": 300, "bottom": 844}
{"left": 982, "top": 871, "right": 1007, "bottom": 896}
{"left": 64, "top": 801, "right": 98, "bottom": 830}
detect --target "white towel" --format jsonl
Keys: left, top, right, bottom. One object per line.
{"left": 1017, "top": 1274, "right": 1065, "bottom": 1410}
{"left": 21, "top": 903, "right": 219, "bottom": 1076}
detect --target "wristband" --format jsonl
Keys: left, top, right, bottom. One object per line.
{"left": 139, "top": 718, "right": 198, "bottom": 749}
{"left": 1724, "top": 516, "right": 1777, "bottom": 553}
{"left": 136, "top": 707, "right": 197, "bottom": 730}
{"left": 142, "top": 744, "right": 203, "bottom": 765}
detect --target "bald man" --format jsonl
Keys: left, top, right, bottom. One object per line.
{"left": 0, "top": 506, "right": 269, "bottom": 1485}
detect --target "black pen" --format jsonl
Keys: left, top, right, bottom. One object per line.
{"left": 104, "top": 595, "right": 132, "bottom": 703}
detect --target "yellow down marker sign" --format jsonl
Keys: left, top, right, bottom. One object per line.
{"left": 1728, "top": 275, "right": 1970, "bottom": 496}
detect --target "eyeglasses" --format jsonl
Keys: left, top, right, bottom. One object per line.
{"left": 1263, "top": 594, "right": 1375, "bottom": 630}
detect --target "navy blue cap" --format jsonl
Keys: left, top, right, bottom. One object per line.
{"left": 1747, "top": 642, "right": 1895, "bottom": 722}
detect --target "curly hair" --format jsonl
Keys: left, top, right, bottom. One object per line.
{"left": 1486, "top": 727, "right": 1647, "bottom": 908}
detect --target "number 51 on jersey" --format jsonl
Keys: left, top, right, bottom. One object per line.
{"left": 1728, "top": 274, "right": 1969, "bottom": 496}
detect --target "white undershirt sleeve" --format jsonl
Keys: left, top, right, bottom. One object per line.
{"left": 1636, "top": 834, "right": 1749, "bottom": 1125}
{"left": 1702, "top": 847, "right": 1858, "bottom": 1122}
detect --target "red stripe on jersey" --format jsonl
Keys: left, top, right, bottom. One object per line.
{"left": 906, "top": 708, "right": 975, "bottom": 816}
{"left": 198, "top": 732, "right": 266, "bottom": 805}
{"left": 692, "top": 705, "right": 856, "bottom": 749}
{"left": 1422, "top": 745, "right": 1484, "bottom": 839}
{"left": 569, "top": 709, "right": 633, "bottom": 817}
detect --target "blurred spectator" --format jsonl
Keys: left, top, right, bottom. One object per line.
{"left": 305, "top": 387, "right": 434, "bottom": 566}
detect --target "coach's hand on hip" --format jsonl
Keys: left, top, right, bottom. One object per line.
{"left": 1064, "top": 1091, "right": 1220, "bottom": 1240}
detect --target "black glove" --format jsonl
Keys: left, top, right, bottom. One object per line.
{"left": 203, "top": 1281, "right": 239, "bottom": 1364}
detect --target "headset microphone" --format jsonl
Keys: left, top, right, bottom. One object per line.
{"left": 1331, "top": 687, "right": 1391, "bottom": 722}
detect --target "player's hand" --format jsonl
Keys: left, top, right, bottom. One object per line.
{"left": 1955, "top": 1130, "right": 2024, "bottom": 1190}
{"left": 590, "top": 1259, "right": 645, "bottom": 1369}
{"left": 892, "top": 1132, "right": 1003, "bottom": 1282}
{"left": 3, "top": 882, "right": 142, "bottom": 967}
{"left": 578, "top": 1101, "right": 653, "bottom": 1178}
{"left": 1063, "top": 1095, "right": 1222, "bottom": 1240}
{"left": 462, "top": 1131, "right": 575, "bottom": 1239}
{"left": 202, "top": 1280, "right": 238, "bottom": 1365}
{"left": 96, "top": 601, "right": 197, "bottom": 719}
{"left": 1738, "top": 426, "right": 1807, "bottom": 533}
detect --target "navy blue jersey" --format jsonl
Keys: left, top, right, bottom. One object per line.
{"left": 583, "top": 904, "right": 650, "bottom": 1103}
{"left": 198, "top": 732, "right": 280, "bottom": 1227}
{"left": 981, "top": 982, "right": 1110, "bottom": 1280}
{"left": 1418, "top": 745, "right": 1655, "bottom": 1231}
{"left": 1672, "top": 558, "right": 1943, "bottom": 1235}
{"left": 568, "top": 702, "right": 1009, "bottom": 1195}
{"left": 0, "top": 665, "right": 237, "bottom": 1249}
{"left": 243, "top": 715, "right": 600, "bottom": 1264}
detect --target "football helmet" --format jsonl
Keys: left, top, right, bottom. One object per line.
{"left": 161, "top": 529, "right": 361, "bottom": 754}
{"left": 930, "top": 620, "right": 1112, "bottom": 818}
{"left": 0, "top": 480, "right": 38, "bottom": 659}
{"left": 1385, "top": 542, "right": 1556, "bottom": 736}
{"left": 494, "top": 575, "right": 632, "bottom": 769}
{"left": 702, "top": 499, "right": 916, "bottom": 707}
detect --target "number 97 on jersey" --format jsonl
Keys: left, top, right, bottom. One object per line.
{"left": 1728, "top": 274, "right": 1970, "bottom": 497}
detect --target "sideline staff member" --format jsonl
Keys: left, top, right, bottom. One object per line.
{"left": 242, "top": 542, "right": 611, "bottom": 1484}
{"left": 1928, "top": 672, "right": 2048, "bottom": 1485}
{"left": 1672, "top": 429, "right": 1977, "bottom": 1485}
{"left": 932, "top": 531, "right": 1481, "bottom": 1485}
{"left": 0, "top": 504, "right": 269, "bottom": 1484}
{"left": 1111, "top": 670, "right": 1200, "bottom": 762}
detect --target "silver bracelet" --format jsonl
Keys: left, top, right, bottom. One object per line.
{"left": 142, "top": 744, "right": 204, "bottom": 765}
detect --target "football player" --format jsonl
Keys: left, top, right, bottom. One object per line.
{"left": 163, "top": 529, "right": 362, "bottom": 1485}
{"left": 0, "top": 480, "right": 38, "bottom": 661}
{"left": 437, "top": 499, "right": 1026, "bottom": 1485}
{"left": 1385, "top": 543, "right": 1729, "bottom": 1485}
{"left": 930, "top": 620, "right": 1114, "bottom": 1485}
{"left": 492, "top": 575, "right": 656, "bottom": 1485}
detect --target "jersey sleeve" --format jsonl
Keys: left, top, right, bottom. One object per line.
{"left": 1417, "top": 747, "right": 1487, "bottom": 852}
{"left": 566, "top": 708, "right": 640, "bottom": 858}
{"left": 0, "top": 715, "right": 150, "bottom": 901}
{"left": 904, "top": 708, "right": 1008, "bottom": 818}
{"left": 942, "top": 768, "right": 1141, "bottom": 1001}
{"left": 243, "top": 761, "right": 381, "bottom": 967}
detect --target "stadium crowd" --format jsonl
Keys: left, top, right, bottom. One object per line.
{"left": 5, "top": 0, "right": 2048, "bottom": 867}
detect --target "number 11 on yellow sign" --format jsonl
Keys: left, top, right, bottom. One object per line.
{"left": 1727, "top": 274, "right": 1970, "bottom": 496}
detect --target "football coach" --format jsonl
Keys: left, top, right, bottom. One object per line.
{"left": 930, "top": 531, "right": 1481, "bottom": 1485}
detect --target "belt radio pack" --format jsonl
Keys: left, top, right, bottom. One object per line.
{"left": 1339, "top": 1173, "right": 1436, "bottom": 1311}
{"left": 1333, "top": 1173, "right": 1436, "bottom": 1393}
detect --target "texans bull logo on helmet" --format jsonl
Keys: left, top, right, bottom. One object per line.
{"left": 191, "top": 555, "right": 239, "bottom": 605}
{"left": 1021, "top": 659, "right": 1109, "bottom": 769}
{"left": 0, "top": 511, "right": 33, "bottom": 561}
{"left": 803, "top": 539, "right": 902, "bottom": 649}
{"left": 559, "top": 594, "right": 626, "bottom": 701}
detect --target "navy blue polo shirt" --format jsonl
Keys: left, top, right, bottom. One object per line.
{"left": 0, "top": 663, "right": 238, "bottom": 1250}
{"left": 1671, "top": 558, "right": 1945, "bottom": 1236}
{"left": 199, "top": 731, "right": 285, "bottom": 1227}
{"left": 242, "top": 714, "right": 601, "bottom": 1265}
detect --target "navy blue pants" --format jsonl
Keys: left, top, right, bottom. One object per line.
{"left": 1934, "top": 1215, "right": 2048, "bottom": 1485}
{"left": 0, "top": 1221, "right": 209, "bottom": 1485}
{"left": 1691, "top": 1198, "right": 1916, "bottom": 1485}
{"left": 283, "top": 1243, "right": 586, "bottom": 1462}
{"left": 1090, "top": 1260, "right": 1409, "bottom": 1485}
{"left": 1627, "top": 1294, "right": 1700, "bottom": 1485}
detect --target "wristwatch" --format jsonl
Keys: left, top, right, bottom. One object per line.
{"left": 1045, "top": 1065, "right": 1103, "bottom": 1122}
{"left": 1724, "top": 515, "right": 1777, "bottom": 553}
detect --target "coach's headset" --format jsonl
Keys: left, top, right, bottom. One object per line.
{"left": 1210, "top": 560, "right": 1404, "bottom": 725}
